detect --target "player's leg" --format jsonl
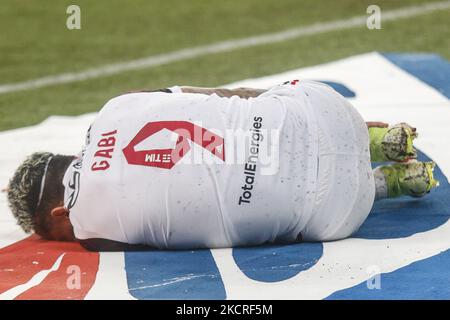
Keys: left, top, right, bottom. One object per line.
{"left": 369, "top": 123, "right": 418, "bottom": 162}
{"left": 374, "top": 161, "right": 439, "bottom": 200}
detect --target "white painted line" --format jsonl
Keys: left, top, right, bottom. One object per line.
{"left": 0, "top": 254, "right": 65, "bottom": 300}
{"left": 0, "top": 0, "right": 449, "bottom": 95}
{"left": 84, "top": 252, "right": 136, "bottom": 300}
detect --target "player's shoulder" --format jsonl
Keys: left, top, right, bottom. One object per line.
{"left": 99, "top": 87, "right": 177, "bottom": 113}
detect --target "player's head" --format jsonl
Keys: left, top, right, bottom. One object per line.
{"left": 7, "top": 152, "right": 76, "bottom": 241}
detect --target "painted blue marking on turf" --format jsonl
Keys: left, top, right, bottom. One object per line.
{"left": 326, "top": 248, "right": 450, "bottom": 300}
{"left": 355, "top": 150, "right": 450, "bottom": 239}
{"left": 232, "top": 242, "right": 323, "bottom": 282}
{"left": 383, "top": 53, "right": 450, "bottom": 98}
{"left": 124, "top": 250, "right": 226, "bottom": 299}
{"left": 319, "top": 81, "right": 356, "bottom": 98}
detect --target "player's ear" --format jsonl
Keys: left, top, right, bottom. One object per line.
{"left": 50, "top": 206, "right": 69, "bottom": 217}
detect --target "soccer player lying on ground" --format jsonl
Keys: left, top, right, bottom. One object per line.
{"left": 6, "top": 80, "right": 439, "bottom": 251}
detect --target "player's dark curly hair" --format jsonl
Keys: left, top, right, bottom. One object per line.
{"left": 7, "top": 152, "right": 74, "bottom": 239}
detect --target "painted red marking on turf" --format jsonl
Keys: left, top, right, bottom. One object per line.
{"left": 0, "top": 235, "right": 99, "bottom": 300}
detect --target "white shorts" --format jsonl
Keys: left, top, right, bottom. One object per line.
{"left": 300, "top": 83, "right": 375, "bottom": 241}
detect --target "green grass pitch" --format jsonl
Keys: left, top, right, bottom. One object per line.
{"left": 0, "top": 0, "right": 449, "bottom": 131}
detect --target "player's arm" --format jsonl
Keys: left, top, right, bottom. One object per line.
{"left": 124, "top": 86, "right": 266, "bottom": 99}
{"left": 182, "top": 86, "right": 389, "bottom": 124}
{"left": 79, "top": 238, "right": 152, "bottom": 252}
{"left": 366, "top": 122, "right": 388, "bottom": 128}
{"left": 179, "top": 86, "right": 267, "bottom": 99}
{"left": 125, "top": 88, "right": 173, "bottom": 94}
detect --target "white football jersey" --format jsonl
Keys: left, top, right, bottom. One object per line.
{"left": 62, "top": 82, "right": 325, "bottom": 249}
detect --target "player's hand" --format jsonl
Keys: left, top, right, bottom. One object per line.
{"left": 366, "top": 121, "right": 389, "bottom": 128}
